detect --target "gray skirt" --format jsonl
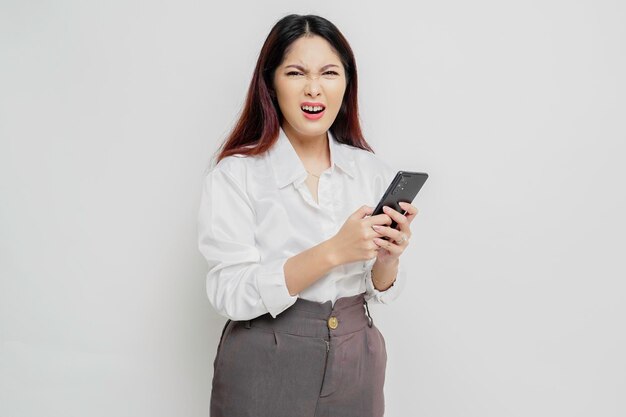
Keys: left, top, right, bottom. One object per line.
{"left": 210, "top": 292, "right": 387, "bottom": 417}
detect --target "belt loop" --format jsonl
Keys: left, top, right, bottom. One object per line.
{"left": 363, "top": 299, "right": 373, "bottom": 328}
{"left": 244, "top": 319, "right": 251, "bottom": 329}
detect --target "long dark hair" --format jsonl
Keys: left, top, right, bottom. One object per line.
{"left": 211, "top": 14, "right": 375, "bottom": 166}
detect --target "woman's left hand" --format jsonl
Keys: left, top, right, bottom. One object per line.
{"left": 371, "top": 201, "right": 418, "bottom": 263}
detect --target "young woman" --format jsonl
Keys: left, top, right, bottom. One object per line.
{"left": 197, "top": 13, "right": 419, "bottom": 417}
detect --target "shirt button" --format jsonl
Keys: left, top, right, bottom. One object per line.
{"left": 327, "top": 316, "right": 338, "bottom": 330}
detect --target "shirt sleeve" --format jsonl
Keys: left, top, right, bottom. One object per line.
{"left": 197, "top": 166, "right": 299, "bottom": 321}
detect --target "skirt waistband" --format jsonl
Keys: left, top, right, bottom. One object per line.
{"left": 245, "top": 292, "right": 373, "bottom": 338}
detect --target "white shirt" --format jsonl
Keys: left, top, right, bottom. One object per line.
{"left": 197, "top": 126, "right": 407, "bottom": 321}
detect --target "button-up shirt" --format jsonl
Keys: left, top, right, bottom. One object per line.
{"left": 197, "top": 126, "right": 407, "bottom": 321}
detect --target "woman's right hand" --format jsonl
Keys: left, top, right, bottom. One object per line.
{"left": 328, "top": 205, "right": 392, "bottom": 266}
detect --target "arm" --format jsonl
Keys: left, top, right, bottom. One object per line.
{"left": 197, "top": 166, "right": 340, "bottom": 321}
{"left": 363, "top": 155, "right": 410, "bottom": 304}
{"left": 284, "top": 239, "right": 341, "bottom": 296}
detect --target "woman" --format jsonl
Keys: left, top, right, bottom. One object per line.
{"left": 197, "top": 14, "right": 419, "bottom": 417}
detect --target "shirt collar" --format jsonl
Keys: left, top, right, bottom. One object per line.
{"left": 269, "top": 126, "right": 356, "bottom": 189}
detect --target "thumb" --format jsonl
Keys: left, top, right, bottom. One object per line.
{"left": 352, "top": 204, "right": 374, "bottom": 219}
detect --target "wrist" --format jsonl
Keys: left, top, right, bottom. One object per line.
{"left": 371, "top": 258, "right": 399, "bottom": 291}
{"left": 371, "top": 270, "right": 395, "bottom": 291}
{"left": 321, "top": 237, "right": 343, "bottom": 268}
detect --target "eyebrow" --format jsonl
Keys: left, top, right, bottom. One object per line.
{"left": 284, "top": 64, "right": 340, "bottom": 71}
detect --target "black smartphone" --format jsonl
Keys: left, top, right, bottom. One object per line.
{"left": 371, "top": 171, "right": 429, "bottom": 240}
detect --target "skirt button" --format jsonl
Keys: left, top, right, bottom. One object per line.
{"left": 327, "top": 316, "right": 338, "bottom": 330}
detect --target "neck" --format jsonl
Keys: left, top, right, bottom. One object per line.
{"left": 282, "top": 124, "right": 329, "bottom": 163}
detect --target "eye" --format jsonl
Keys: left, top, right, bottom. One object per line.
{"left": 321, "top": 71, "right": 341, "bottom": 79}
{"left": 286, "top": 71, "right": 303, "bottom": 76}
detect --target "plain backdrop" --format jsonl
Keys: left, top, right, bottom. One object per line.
{"left": 1, "top": 1, "right": 625, "bottom": 416}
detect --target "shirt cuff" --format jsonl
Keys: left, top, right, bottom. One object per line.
{"left": 256, "top": 257, "right": 299, "bottom": 318}
{"left": 364, "top": 260, "right": 407, "bottom": 304}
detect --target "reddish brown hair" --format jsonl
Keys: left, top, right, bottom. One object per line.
{"left": 211, "top": 14, "right": 375, "bottom": 167}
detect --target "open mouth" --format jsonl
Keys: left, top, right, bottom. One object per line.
{"left": 300, "top": 105, "right": 326, "bottom": 114}
{"left": 300, "top": 104, "right": 326, "bottom": 120}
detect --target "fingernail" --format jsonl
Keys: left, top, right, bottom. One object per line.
{"left": 372, "top": 225, "right": 381, "bottom": 230}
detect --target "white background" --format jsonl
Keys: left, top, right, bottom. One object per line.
{"left": 1, "top": 1, "right": 625, "bottom": 416}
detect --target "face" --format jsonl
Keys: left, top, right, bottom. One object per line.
{"left": 272, "top": 35, "right": 347, "bottom": 140}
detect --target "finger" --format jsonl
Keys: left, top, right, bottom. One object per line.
{"left": 373, "top": 237, "right": 402, "bottom": 255}
{"left": 354, "top": 205, "right": 374, "bottom": 219}
{"left": 398, "top": 202, "right": 418, "bottom": 223}
{"left": 372, "top": 224, "right": 410, "bottom": 242}
{"left": 367, "top": 213, "right": 393, "bottom": 226}
{"left": 371, "top": 224, "right": 389, "bottom": 237}
{"left": 391, "top": 229, "right": 410, "bottom": 244}
{"left": 382, "top": 206, "right": 409, "bottom": 228}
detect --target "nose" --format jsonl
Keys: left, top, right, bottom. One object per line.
{"left": 304, "top": 77, "right": 321, "bottom": 97}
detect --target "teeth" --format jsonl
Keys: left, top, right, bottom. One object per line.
{"left": 301, "top": 105, "right": 324, "bottom": 111}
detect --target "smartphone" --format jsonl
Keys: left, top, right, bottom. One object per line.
{"left": 371, "top": 171, "right": 428, "bottom": 240}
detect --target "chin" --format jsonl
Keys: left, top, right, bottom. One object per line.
{"left": 286, "top": 118, "right": 328, "bottom": 132}
{"left": 298, "top": 124, "right": 332, "bottom": 135}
